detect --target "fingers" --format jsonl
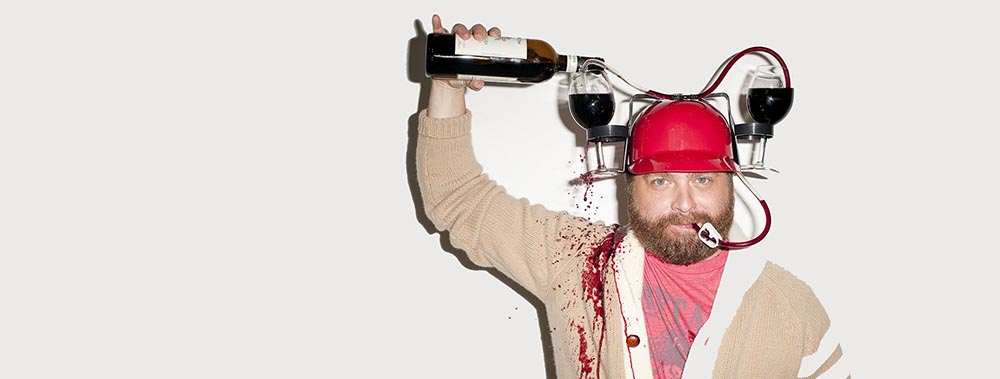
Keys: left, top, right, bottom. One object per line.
{"left": 451, "top": 23, "right": 470, "bottom": 40}
{"left": 441, "top": 79, "right": 483, "bottom": 92}
{"left": 470, "top": 24, "right": 487, "bottom": 41}
{"left": 431, "top": 14, "right": 446, "bottom": 34}
{"left": 432, "top": 15, "right": 470, "bottom": 39}
{"left": 433, "top": 15, "right": 500, "bottom": 41}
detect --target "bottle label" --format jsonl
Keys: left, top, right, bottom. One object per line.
{"left": 456, "top": 74, "right": 520, "bottom": 83}
{"left": 454, "top": 36, "right": 528, "bottom": 60}
{"left": 566, "top": 55, "right": 578, "bottom": 73}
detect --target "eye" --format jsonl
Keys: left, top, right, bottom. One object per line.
{"left": 695, "top": 176, "right": 712, "bottom": 185}
{"left": 651, "top": 178, "right": 668, "bottom": 186}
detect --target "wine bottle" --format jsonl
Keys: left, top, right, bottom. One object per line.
{"left": 425, "top": 32, "right": 602, "bottom": 84}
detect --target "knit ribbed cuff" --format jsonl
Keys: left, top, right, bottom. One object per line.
{"left": 418, "top": 109, "right": 472, "bottom": 139}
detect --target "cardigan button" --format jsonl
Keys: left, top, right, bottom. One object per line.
{"left": 626, "top": 334, "right": 640, "bottom": 348}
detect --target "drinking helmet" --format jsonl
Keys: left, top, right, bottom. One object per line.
{"left": 627, "top": 100, "right": 736, "bottom": 174}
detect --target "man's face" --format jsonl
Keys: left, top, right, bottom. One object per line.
{"left": 626, "top": 172, "right": 735, "bottom": 265}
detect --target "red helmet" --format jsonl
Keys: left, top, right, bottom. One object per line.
{"left": 627, "top": 100, "right": 737, "bottom": 174}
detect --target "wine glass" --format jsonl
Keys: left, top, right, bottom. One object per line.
{"left": 568, "top": 69, "right": 621, "bottom": 182}
{"left": 569, "top": 70, "right": 615, "bottom": 128}
{"left": 737, "top": 65, "right": 794, "bottom": 174}
{"left": 746, "top": 65, "right": 792, "bottom": 125}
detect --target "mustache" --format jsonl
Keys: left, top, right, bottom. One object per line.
{"left": 649, "top": 212, "right": 713, "bottom": 228}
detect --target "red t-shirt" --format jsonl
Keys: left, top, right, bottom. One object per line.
{"left": 641, "top": 249, "right": 728, "bottom": 379}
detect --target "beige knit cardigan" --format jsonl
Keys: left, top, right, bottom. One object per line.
{"left": 416, "top": 109, "right": 847, "bottom": 379}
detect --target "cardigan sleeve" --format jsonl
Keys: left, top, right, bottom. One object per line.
{"left": 761, "top": 262, "right": 850, "bottom": 379}
{"left": 415, "top": 109, "right": 610, "bottom": 298}
{"left": 797, "top": 317, "right": 850, "bottom": 378}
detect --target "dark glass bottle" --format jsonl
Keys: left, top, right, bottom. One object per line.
{"left": 425, "top": 33, "right": 602, "bottom": 83}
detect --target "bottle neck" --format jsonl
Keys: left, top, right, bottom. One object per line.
{"left": 558, "top": 55, "right": 604, "bottom": 73}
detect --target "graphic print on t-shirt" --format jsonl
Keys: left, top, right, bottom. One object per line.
{"left": 641, "top": 250, "right": 728, "bottom": 379}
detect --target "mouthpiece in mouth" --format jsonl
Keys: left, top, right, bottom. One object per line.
{"left": 696, "top": 222, "right": 722, "bottom": 248}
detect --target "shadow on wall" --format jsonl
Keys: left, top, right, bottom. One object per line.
{"left": 404, "top": 19, "right": 558, "bottom": 379}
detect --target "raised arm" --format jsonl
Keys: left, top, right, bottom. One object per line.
{"left": 416, "top": 15, "right": 609, "bottom": 298}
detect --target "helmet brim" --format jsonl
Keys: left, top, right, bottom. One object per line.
{"left": 628, "top": 152, "right": 737, "bottom": 175}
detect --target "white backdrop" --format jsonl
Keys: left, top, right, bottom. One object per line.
{"left": 2, "top": 1, "right": 997, "bottom": 378}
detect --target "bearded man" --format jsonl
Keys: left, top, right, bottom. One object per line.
{"left": 415, "top": 15, "right": 848, "bottom": 379}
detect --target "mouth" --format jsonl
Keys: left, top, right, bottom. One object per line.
{"left": 668, "top": 224, "right": 698, "bottom": 232}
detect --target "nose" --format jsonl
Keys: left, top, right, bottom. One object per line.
{"left": 671, "top": 185, "right": 696, "bottom": 214}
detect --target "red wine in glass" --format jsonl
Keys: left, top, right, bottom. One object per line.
{"left": 569, "top": 93, "right": 615, "bottom": 127}
{"left": 747, "top": 88, "right": 793, "bottom": 124}
{"left": 568, "top": 70, "right": 622, "bottom": 182}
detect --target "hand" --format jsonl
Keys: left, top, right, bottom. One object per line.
{"left": 430, "top": 14, "right": 502, "bottom": 92}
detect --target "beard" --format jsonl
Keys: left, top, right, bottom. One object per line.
{"left": 626, "top": 181, "right": 735, "bottom": 266}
